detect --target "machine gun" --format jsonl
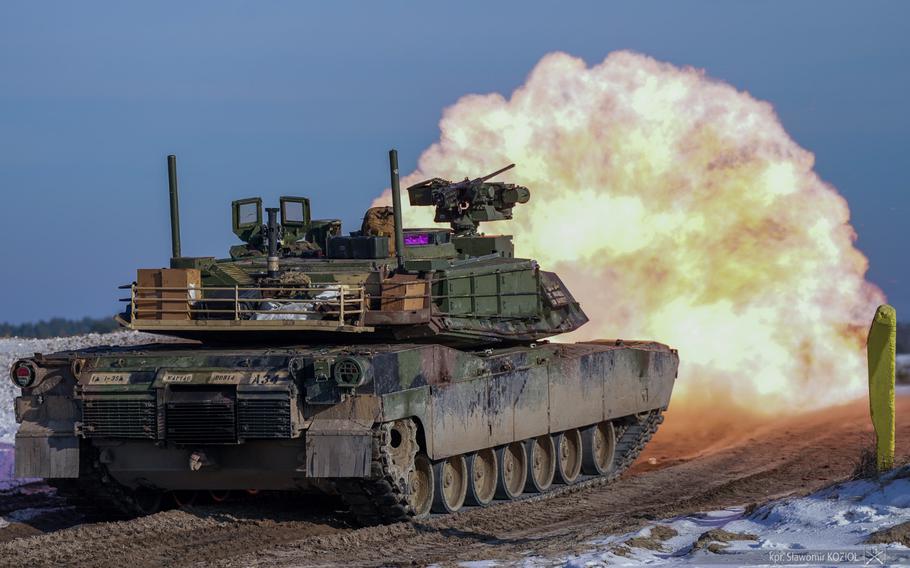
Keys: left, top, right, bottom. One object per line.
{"left": 406, "top": 164, "right": 530, "bottom": 235}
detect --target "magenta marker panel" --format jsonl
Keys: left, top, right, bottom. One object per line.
{"left": 405, "top": 233, "right": 431, "bottom": 246}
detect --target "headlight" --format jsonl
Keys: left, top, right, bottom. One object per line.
{"left": 11, "top": 360, "right": 36, "bottom": 388}
{"left": 333, "top": 357, "right": 371, "bottom": 388}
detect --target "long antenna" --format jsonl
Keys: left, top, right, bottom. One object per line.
{"left": 167, "top": 154, "right": 182, "bottom": 259}
{"left": 389, "top": 149, "right": 405, "bottom": 270}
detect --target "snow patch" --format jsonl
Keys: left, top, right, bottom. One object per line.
{"left": 0, "top": 443, "right": 13, "bottom": 486}
{"left": 495, "top": 467, "right": 910, "bottom": 566}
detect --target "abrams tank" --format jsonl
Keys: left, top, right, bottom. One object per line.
{"left": 10, "top": 151, "right": 678, "bottom": 522}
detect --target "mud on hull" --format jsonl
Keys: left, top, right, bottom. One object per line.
{"left": 13, "top": 340, "right": 677, "bottom": 520}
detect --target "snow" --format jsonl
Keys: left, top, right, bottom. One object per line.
{"left": 0, "top": 443, "right": 13, "bottom": 488}
{"left": 468, "top": 467, "right": 910, "bottom": 567}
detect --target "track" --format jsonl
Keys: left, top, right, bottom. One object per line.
{"left": 2, "top": 395, "right": 908, "bottom": 568}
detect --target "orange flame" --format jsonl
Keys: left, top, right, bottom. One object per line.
{"left": 375, "top": 51, "right": 884, "bottom": 413}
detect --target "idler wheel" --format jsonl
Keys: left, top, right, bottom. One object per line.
{"left": 465, "top": 448, "right": 498, "bottom": 506}
{"left": 408, "top": 454, "right": 434, "bottom": 518}
{"left": 431, "top": 455, "right": 468, "bottom": 513}
{"left": 554, "top": 429, "right": 582, "bottom": 484}
{"left": 495, "top": 442, "right": 527, "bottom": 500}
{"left": 525, "top": 435, "right": 556, "bottom": 493}
{"left": 582, "top": 421, "right": 617, "bottom": 476}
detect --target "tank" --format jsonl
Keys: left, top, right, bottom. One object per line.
{"left": 9, "top": 151, "right": 678, "bottom": 522}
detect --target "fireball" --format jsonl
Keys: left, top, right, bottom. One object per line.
{"left": 375, "top": 51, "right": 883, "bottom": 413}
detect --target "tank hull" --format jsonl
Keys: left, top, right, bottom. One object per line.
{"left": 13, "top": 339, "right": 677, "bottom": 519}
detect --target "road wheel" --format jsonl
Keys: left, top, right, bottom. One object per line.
{"left": 554, "top": 429, "right": 582, "bottom": 484}
{"left": 132, "top": 487, "right": 165, "bottom": 514}
{"left": 208, "top": 490, "right": 231, "bottom": 503}
{"left": 432, "top": 455, "right": 468, "bottom": 513}
{"left": 525, "top": 435, "right": 556, "bottom": 493}
{"left": 495, "top": 442, "right": 527, "bottom": 500}
{"left": 408, "top": 454, "right": 434, "bottom": 518}
{"left": 171, "top": 490, "right": 197, "bottom": 508}
{"left": 582, "top": 421, "right": 617, "bottom": 476}
{"left": 465, "top": 449, "right": 497, "bottom": 506}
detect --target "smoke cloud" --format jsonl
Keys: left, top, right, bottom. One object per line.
{"left": 375, "top": 51, "right": 883, "bottom": 413}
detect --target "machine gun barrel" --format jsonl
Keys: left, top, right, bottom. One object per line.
{"left": 477, "top": 163, "right": 515, "bottom": 183}
{"left": 436, "top": 163, "right": 516, "bottom": 206}
{"left": 448, "top": 163, "right": 515, "bottom": 192}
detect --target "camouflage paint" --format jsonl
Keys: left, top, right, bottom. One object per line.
{"left": 12, "top": 340, "right": 676, "bottom": 486}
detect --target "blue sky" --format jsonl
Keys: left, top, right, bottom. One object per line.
{"left": 0, "top": 1, "right": 906, "bottom": 323}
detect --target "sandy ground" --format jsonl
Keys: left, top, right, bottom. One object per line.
{"left": 0, "top": 392, "right": 905, "bottom": 568}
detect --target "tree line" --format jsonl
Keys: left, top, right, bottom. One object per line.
{"left": 0, "top": 317, "right": 119, "bottom": 339}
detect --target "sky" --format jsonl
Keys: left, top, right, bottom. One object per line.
{"left": 0, "top": 1, "right": 907, "bottom": 324}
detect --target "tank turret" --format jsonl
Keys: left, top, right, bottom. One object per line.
{"left": 117, "top": 151, "right": 587, "bottom": 347}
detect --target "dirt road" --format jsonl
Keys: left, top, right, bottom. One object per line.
{"left": 2, "top": 394, "right": 907, "bottom": 568}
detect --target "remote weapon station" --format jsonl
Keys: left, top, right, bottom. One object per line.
{"left": 10, "top": 151, "right": 678, "bottom": 522}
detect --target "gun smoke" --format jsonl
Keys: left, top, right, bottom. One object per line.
{"left": 375, "top": 50, "right": 883, "bottom": 414}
